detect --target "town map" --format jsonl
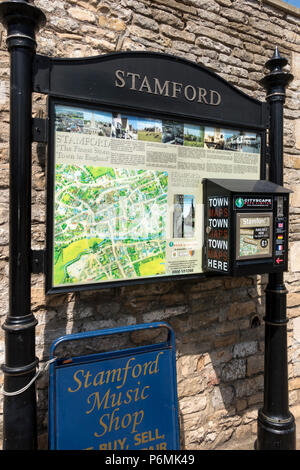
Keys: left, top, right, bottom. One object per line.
{"left": 54, "top": 164, "right": 168, "bottom": 286}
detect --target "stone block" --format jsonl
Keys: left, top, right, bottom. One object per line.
{"left": 293, "top": 316, "right": 300, "bottom": 342}
{"left": 152, "top": 10, "right": 184, "bottom": 29}
{"left": 236, "top": 398, "right": 247, "bottom": 411}
{"left": 289, "top": 377, "right": 300, "bottom": 391}
{"left": 292, "top": 52, "right": 300, "bottom": 80}
{"left": 295, "top": 120, "right": 300, "bottom": 150}
{"left": 247, "top": 355, "right": 264, "bottom": 377}
{"left": 234, "top": 423, "right": 252, "bottom": 441}
{"left": 133, "top": 14, "right": 159, "bottom": 32}
{"left": 179, "top": 394, "right": 207, "bottom": 414}
{"left": 290, "top": 184, "right": 300, "bottom": 207}
{"left": 233, "top": 341, "right": 258, "bottom": 358}
{"left": 98, "top": 16, "right": 126, "bottom": 32}
{"left": 211, "top": 385, "right": 234, "bottom": 410}
{"left": 221, "top": 359, "right": 246, "bottom": 382}
{"left": 227, "top": 301, "right": 256, "bottom": 320}
{"left": 177, "top": 375, "right": 206, "bottom": 397}
{"left": 235, "top": 376, "right": 264, "bottom": 398}
{"left": 69, "top": 7, "right": 96, "bottom": 23}
{"left": 214, "top": 333, "right": 239, "bottom": 349}
{"left": 287, "top": 292, "right": 300, "bottom": 307}
{"left": 290, "top": 242, "right": 300, "bottom": 272}
{"left": 161, "top": 24, "right": 195, "bottom": 43}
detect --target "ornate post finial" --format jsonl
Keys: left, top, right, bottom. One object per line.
{"left": 0, "top": 0, "right": 46, "bottom": 49}
{"left": 260, "top": 47, "right": 293, "bottom": 101}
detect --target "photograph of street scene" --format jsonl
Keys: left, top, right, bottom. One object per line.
{"left": 111, "top": 113, "right": 138, "bottom": 140}
{"left": 162, "top": 120, "right": 184, "bottom": 145}
{"left": 55, "top": 105, "right": 112, "bottom": 137}
{"left": 184, "top": 124, "right": 204, "bottom": 147}
{"left": 173, "top": 194, "right": 195, "bottom": 238}
{"left": 137, "top": 118, "right": 162, "bottom": 142}
{"left": 204, "top": 127, "right": 260, "bottom": 153}
{"left": 224, "top": 131, "right": 261, "bottom": 153}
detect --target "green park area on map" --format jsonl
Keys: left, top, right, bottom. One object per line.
{"left": 53, "top": 164, "right": 168, "bottom": 286}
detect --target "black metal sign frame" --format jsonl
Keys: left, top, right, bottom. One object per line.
{"left": 38, "top": 52, "right": 268, "bottom": 294}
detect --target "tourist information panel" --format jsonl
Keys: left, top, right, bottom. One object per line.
{"left": 51, "top": 103, "right": 261, "bottom": 289}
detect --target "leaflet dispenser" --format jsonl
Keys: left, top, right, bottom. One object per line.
{"left": 202, "top": 179, "right": 292, "bottom": 276}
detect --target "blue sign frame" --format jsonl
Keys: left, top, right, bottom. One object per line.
{"left": 48, "top": 322, "right": 180, "bottom": 450}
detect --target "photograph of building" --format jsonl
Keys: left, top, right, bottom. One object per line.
{"left": 111, "top": 113, "right": 138, "bottom": 140}
{"left": 173, "top": 194, "right": 195, "bottom": 239}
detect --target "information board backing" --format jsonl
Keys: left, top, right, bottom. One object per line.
{"left": 47, "top": 99, "right": 263, "bottom": 292}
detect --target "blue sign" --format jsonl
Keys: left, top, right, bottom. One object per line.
{"left": 49, "top": 322, "right": 179, "bottom": 450}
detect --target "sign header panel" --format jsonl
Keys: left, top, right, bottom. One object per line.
{"left": 34, "top": 52, "right": 267, "bottom": 129}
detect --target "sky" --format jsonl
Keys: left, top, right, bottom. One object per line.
{"left": 284, "top": 0, "right": 300, "bottom": 8}
{"left": 137, "top": 118, "right": 162, "bottom": 130}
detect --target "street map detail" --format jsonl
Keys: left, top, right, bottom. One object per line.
{"left": 51, "top": 103, "right": 261, "bottom": 288}
{"left": 54, "top": 165, "right": 167, "bottom": 286}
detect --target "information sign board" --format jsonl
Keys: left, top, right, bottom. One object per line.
{"left": 40, "top": 51, "right": 268, "bottom": 293}
{"left": 48, "top": 323, "right": 179, "bottom": 450}
{"left": 49, "top": 101, "right": 262, "bottom": 291}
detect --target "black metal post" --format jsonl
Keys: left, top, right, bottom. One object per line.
{"left": 0, "top": 1, "right": 45, "bottom": 449}
{"left": 257, "top": 48, "right": 296, "bottom": 450}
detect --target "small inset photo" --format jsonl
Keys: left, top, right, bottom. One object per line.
{"left": 162, "top": 120, "right": 184, "bottom": 145}
{"left": 112, "top": 113, "right": 138, "bottom": 140}
{"left": 55, "top": 105, "right": 112, "bottom": 137}
{"left": 184, "top": 124, "right": 204, "bottom": 147}
{"left": 222, "top": 129, "right": 260, "bottom": 153}
{"left": 222, "top": 129, "right": 241, "bottom": 151}
{"left": 238, "top": 132, "right": 261, "bottom": 153}
{"left": 204, "top": 127, "right": 225, "bottom": 149}
{"left": 137, "top": 118, "right": 162, "bottom": 143}
{"left": 173, "top": 194, "right": 195, "bottom": 238}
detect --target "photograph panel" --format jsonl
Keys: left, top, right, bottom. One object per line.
{"left": 184, "top": 124, "right": 204, "bottom": 147}
{"left": 55, "top": 105, "right": 112, "bottom": 137}
{"left": 112, "top": 113, "right": 138, "bottom": 140}
{"left": 137, "top": 118, "right": 162, "bottom": 143}
{"left": 162, "top": 120, "right": 184, "bottom": 145}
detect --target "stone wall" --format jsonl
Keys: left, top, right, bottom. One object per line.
{"left": 0, "top": 0, "right": 299, "bottom": 450}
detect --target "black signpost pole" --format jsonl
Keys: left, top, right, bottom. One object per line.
{"left": 257, "top": 48, "right": 296, "bottom": 450}
{"left": 0, "top": 0, "right": 45, "bottom": 449}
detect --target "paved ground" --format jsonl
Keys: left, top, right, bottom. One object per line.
{"left": 216, "top": 411, "right": 300, "bottom": 451}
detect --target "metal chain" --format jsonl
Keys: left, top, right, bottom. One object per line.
{"left": 2, "top": 357, "right": 57, "bottom": 397}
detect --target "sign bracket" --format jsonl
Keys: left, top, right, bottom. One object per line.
{"left": 30, "top": 249, "right": 45, "bottom": 274}
{"left": 32, "top": 117, "right": 48, "bottom": 143}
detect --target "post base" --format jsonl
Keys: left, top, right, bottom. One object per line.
{"left": 257, "top": 409, "right": 296, "bottom": 450}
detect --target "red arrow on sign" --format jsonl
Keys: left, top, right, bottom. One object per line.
{"left": 276, "top": 257, "right": 283, "bottom": 264}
